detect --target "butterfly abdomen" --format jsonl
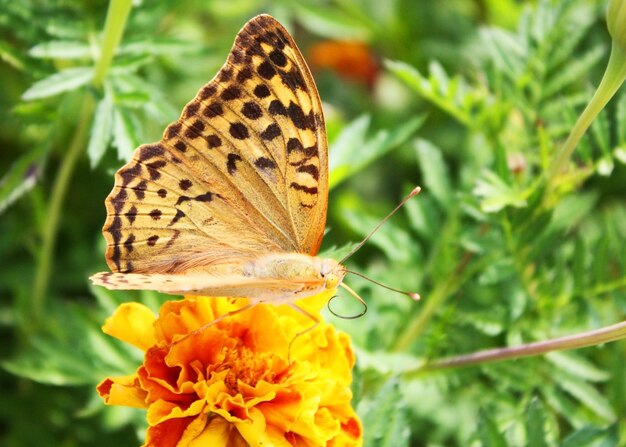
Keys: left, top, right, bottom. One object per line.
{"left": 245, "top": 253, "right": 344, "bottom": 283}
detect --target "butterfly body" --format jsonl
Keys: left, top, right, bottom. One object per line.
{"left": 92, "top": 253, "right": 344, "bottom": 304}
{"left": 91, "top": 14, "right": 340, "bottom": 307}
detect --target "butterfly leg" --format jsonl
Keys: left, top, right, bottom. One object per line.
{"left": 287, "top": 303, "right": 321, "bottom": 363}
{"left": 168, "top": 302, "right": 255, "bottom": 348}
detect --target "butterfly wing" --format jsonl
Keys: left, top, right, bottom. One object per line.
{"left": 91, "top": 271, "right": 322, "bottom": 304}
{"left": 102, "top": 14, "right": 328, "bottom": 275}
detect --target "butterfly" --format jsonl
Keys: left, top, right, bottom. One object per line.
{"left": 91, "top": 14, "right": 351, "bottom": 319}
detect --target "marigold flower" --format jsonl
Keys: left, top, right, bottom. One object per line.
{"left": 97, "top": 294, "right": 362, "bottom": 446}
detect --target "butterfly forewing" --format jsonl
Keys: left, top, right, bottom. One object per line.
{"left": 101, "top": 15, "right": 328, "bottom": 275}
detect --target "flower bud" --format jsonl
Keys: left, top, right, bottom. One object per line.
{"left": 607, "top": 0, "right": 626, "bottom": 54}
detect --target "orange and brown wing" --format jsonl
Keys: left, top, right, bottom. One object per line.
{"left": 102, "top": 15, "right": 328, "bottom": 275}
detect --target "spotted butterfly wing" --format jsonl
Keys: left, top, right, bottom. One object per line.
{"left": 91, "top": 15, "right": 333, "bottom": 299}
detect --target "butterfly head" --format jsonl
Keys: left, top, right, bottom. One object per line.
{"left": 319, "top": 258, "right": 346, "bottom": 291}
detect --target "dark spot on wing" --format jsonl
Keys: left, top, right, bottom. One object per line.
{"left": 227, "top": 153, "right": 242, "bottom": 174}
{"left": 179, "top": 179, "right": 192, "bottom": 190}
{"left": 290, "top": 182, "right": 318, "bottom": 195}
{"left": 255, "top": 157, "right": 276, "bottom": 170}
{"left": 241, "top": 101, "right": 262, "bottom": 119}
{"left": 260, "top": 123, "right": 281, "bottom": 140}
{"left": 258, "top": 61, "right": 276, "bottom": 80}
{"left": 207, "top": 134, "right": 222, "bottom": 148}
{"left": 254, "top": 84, "right": 270, "bottom": 98}
{"left": 149, "top": 209, "right": 162, "bottom": 220}
{"left": 229, "top": 122, "right": 249, "bottom": 140}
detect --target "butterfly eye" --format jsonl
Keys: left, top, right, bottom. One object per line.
{"left": 325, "top": 273, "right": 339, "bottom": 289}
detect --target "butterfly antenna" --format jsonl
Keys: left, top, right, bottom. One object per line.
{"left": 345, "top": 269, "right": 420, "bottom": 301}
{"left": 338, "top": 186, "right": 421, "bottom": 265}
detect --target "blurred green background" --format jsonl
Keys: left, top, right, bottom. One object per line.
{"left": 2, "top": 0, "right": 626, "bottom": 445}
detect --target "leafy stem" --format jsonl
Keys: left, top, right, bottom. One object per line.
{"left": 392, "top": 250, "right": 494, "bottom": 352}
{"left": 32, "top": 95, "right": 95, "bottom": 322}
{"left": 31, "top": 0, "right": 133, "bottom": 323}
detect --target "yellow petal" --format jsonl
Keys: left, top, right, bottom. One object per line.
{"left": 102, "top": 302, "right": 157, "bottom": 350}
{"left": 97, "top": 374, "right": 147, "bottom": 408}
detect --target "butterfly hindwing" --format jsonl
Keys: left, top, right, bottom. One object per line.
{"left": 91, "top": 271, "right": 323, "bottom": 304}
{"left": 102, "top": 15, "right": 328, "bottom": 275}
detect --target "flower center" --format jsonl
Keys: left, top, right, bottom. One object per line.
{"left": 213, "top": 345, "right": 285, "bottom": 394}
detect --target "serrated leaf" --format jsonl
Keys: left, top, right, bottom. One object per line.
{"left": 543, "top": 45, "right": 605, "bottom": 98}
{"left": 549, "top": 192, "right": 598, "bottom": 232}
{"left": 546, "top": 351, "right": 610, "bottom": 383}
{"left": 558, "top": 373, "right": 616, "bottom": 421}
{"left": 29, "top": 40, "right": 91, "bottom": 59}
{"left": 342, "top": 207, "right": 418, "bottom": 263}
{"left": 525, "top": 398, "right": 549, "bottom": 447}
{"left": 329, "top": 114, "right": 424, "bottom": 189}
{"left": 414, "top": 139, "right": 452, "bottom": 208}
{"left": 120, "top": 38, "right": 204, "bottom": 56}
{"left": 22, "top": 67, "right": 93, "bottom": 100}
{"left": 88, "top": 92, "right": 114, "bottom": 167}
{"left": 477, "top": 258, "right": 515, "bottom": 285}
{"left": 359, "top": 378, "right": 411, "bottom": 447}
{"left": 386, "top": 59, "right": 472, "bottom": 125}
{"left": 475, "top": 410, "right": 508, "bottom": 447}
{"left": 354, "top": 347, "right": 423, "bottom": 374}
{"left": 473, "top": 171, "right": 527, "bottom": 212}
{"left": 562, "top": 424, "right": 619, "bottom": 447}
{"left": 295, "top": 4, "right": 373, "bottom": 40}
{"left": 113, "top": 107, "right": 140, "bottom": 160}
{"left": 405, "top": 193, "right": 440, "bottom": 240}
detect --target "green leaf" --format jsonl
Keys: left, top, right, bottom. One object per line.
{"left": 359, "top": 378, "right": 411, "bottom": 447}
{"left": 295, "top": 4, "right": 373, "bottom": 40}
{"left": 113, "top": 107, "right": 141, "bottom": 160}
{"left": 562, "top": 424, "right": 619, "bottom": 447}
{"left": 475, "top": 409, "right": 508, "bottom": 447}
{"left": 414, "top": 139, "right": 453, "bottom": 208}
{"left": 22, "top": 67, "right": 93, "bottom": 100}
{"left": 549, "top": 192, "right": 598, "bottom": 233}
{"left": 1, "top": 303, "right": 139, "bottom": 385}
{"left": 558, "top": 373, "right": 616, "bottom": 422}
{"left": 329, "top": 114, "right": 424, "bottom": 189}
{"left": 405, "top": 192, "right": 441, "bottom": 240}
{"left": 342, "top": 207, "right": 419, "bottom": 263}
{"left": 546, "top": 351, "right": 610, "bottom": 383}
{"left": 473, "top": 171, "right": 528, "bottom": 212}
{"left": 120, "top": 38, "right": 204, "bottom": 56}
{"left": 543, "top": 45, "right": 605, "bottom": 98}
{"left": 29, "top": 40, "right": 92, "bottom": 59}
{"left": 0, "top": 40, "right": 27, "bottom": 70}
{"left": 386, "top": 59, "right": 479, "bottom": 126}
{"left": 0, "top": 144, "right": 47, "bottom": 215}
{"left": 525, "top": 398, "right": 549, "bottom": 447}
{"left": 88, "top": 91, "right": 115, "bottom": 167}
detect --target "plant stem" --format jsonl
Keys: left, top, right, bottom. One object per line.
{"left": 32, "top": 95, "right": 95, "bottom": 322}
{"left": 93, "top": 0, "right": 133, "bottom": 88}
{"left": 407, "top": 320, "right": 626, "bottom": 375}
{"left": 31, "top": 0, "right": 133, "bottom": 323}
{"left": 546, "top": 45, "right": 626, "bottom": 193}
{"left": 392, "top": 250, "right": 492, "bottom": 352}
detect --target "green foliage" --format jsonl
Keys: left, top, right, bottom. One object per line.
{"left": 1, "top": 0, "right": 626, "bottom": 446}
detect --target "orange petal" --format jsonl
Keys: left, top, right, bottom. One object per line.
{"left": 102, "top": 302, "right": 157, "bottom": 350}
{"left": 144, "top": 415, "right": 195, "bottom": 447}
{"left": 97, "top": 374, "right": 148, "bottom": 408}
